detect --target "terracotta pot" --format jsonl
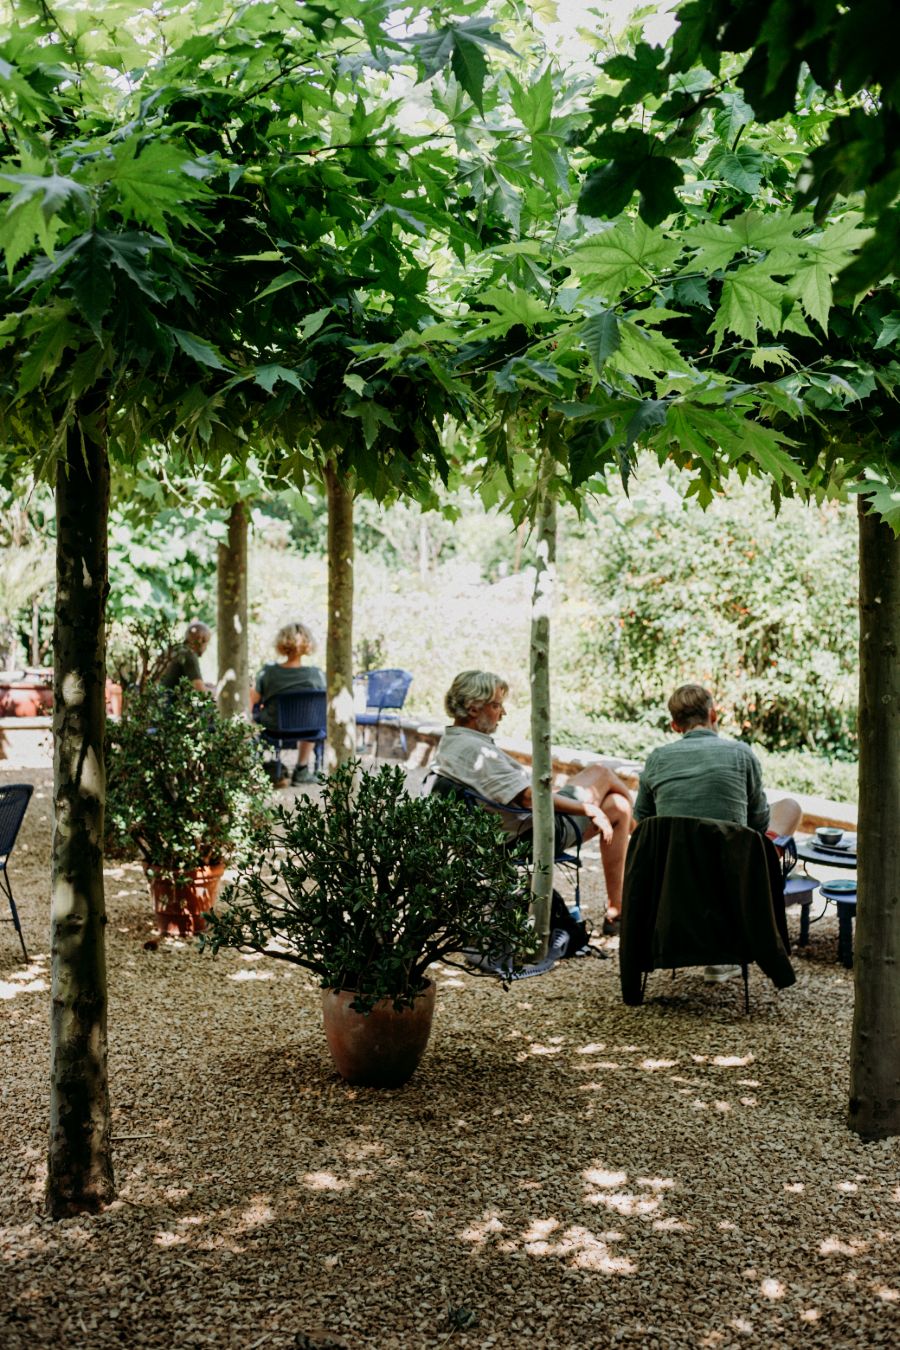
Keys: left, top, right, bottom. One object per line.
{"left": 147, "top": 863, "right": 226, "bottom": 938}
{"left": 321, "top": 980, "right": 436, "bottom": 1088}
{"left": 0, "top": 683, "right": 53, "bottom": 717}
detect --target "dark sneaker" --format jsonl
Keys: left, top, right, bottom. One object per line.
{"left": 291, "top": 765, "right": 318, "bottom": 786}
{"left": 601, "top": 914, "right": 621, "bottom": 937}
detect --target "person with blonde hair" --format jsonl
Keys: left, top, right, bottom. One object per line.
{"left": 251, "top": 621, "right": 325, "bottom": 786}
{"left": 434, "top": 669, "right": 634, "bottom": 934}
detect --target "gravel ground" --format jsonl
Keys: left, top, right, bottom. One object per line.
{"left": 1, "top": 765, "right": 898, "bottom": 1350}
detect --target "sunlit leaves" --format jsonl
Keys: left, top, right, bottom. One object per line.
{"left": 712, "top": 266, "right": 784, "bottom": 346}
{"left": 408, "top": 18, "right": 515, "bottom": 114}
{"left": 568, "top": 219, "right": 681, "bottom": 300}
{"left": 102, "top": 137, "right": 211, "bottom": 237}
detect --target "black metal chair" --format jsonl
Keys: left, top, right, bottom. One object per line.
{"left": 619, "top": 816, "right": 796, "bottom": 1013}
{"left": 774, "top": 833, "right": 820, "bottom": 946}
{"left": 259, "top": 690, "right": 327, "bottom": 780}
{"left": 355, "top": 668, "right": 413, "bottom": 758}
{"left": 425, "top": 773, "right": 583, "bottom": 914}
{"left": 0, "top": 783, "right": 32, "bottom": 961}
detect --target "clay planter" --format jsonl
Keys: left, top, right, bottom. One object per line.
{"left": 322, "top": 980, "right": 436, "bottom": 1088}
{"left": 148, "top": 863, "right": 226, "bottom": 938}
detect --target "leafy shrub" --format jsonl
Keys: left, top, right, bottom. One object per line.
{"left": 106, "top": 684, "right": 271, "bottom": 882}
{"left": 559, "top": 469, "right": 858, "bottom": 758}
{"left": 201, "top": 761, "right": 538, "bottom": 1011}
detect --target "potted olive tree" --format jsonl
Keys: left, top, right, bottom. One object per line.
{"left": 201, "top": 762, "right": 538, "bottom": 1086}
{"left": 106, "top": 684, "right": 272, "bottom": 936}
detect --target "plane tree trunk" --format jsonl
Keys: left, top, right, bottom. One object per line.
{"left": 530, "top": 458, "right": 556, "bottom": 958}
{"left": 217, "top": 500, "right": 249, "bottom": 718}
{"left": 325, "top": 463, "right": 355, "bottom": 769}
{"left": 47, "top": 419, "right": 115, "bottom": 1217}
{"left": 849, "top": 497, "right": 900, "bottom": 1139}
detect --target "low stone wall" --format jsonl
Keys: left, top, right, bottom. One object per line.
{"left": 387, "top": 716, "right": 856, "bottom": 833}
{"left": 0, "top": 716, "right": 53, "bottom": 769}
{"left": 4, "top": 709, "right": 857, "bottom": 833}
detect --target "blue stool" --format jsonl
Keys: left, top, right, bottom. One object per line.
{"left": 821, "top": 882, "right": 857, "bottom": 968}
{"left": 783, "top": 874, "right": 819, "bottom": 946}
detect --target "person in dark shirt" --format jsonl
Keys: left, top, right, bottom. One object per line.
{"left": 634, "top": 683, "right": 801, "bottom": 981}
{"left": 251, "top": 621, "right": 325, "bottom": 786}
{"left": 159, "top": 621, "right": 211, "bottom": 694}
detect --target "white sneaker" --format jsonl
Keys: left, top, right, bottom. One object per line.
{"left": 703, "top": 964, "right": 742, "bottom": 983}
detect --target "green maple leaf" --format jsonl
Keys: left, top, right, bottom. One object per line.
{"left": 569, "top": 219, "right": 681, "bottom": 301}
{"left": 581, "top": 310, "right": 620, "bottom": 373}
{"left": 18, "top": 305, "right": 78, "bottom": 395}
{"left": 106, "top": 137, "right": 210, "bottom": 236}
{"left": 791, "top": 261, "right": 832, "bottom": 332}
{"left": 171, "top": 329, "right": 232, "bottom": 372}
{"left": 615, "top": 319, "right": 692, "bottom": 378}
{"left": 849, "top": 469, "right": 900, "bottom": 535}
{"left": 712, "top": 265, "right": 785, "bottom": 346}
{"left": 478, "top": 286, "right": 554, "bottom": 332}
{"left": 666, "top": 404, "right": 717, "bottom": 466}
{"left": 685, "top": 222, "right": 742, "bottom": 272}
{"left": 704, "top": 146, "right": 761, "bottom": 195}
{"left": 451, "top": 30, "right": 491, "bottom": 114}
{"left": 0, "top": 193, "right": 60, "bottom": 277}
{"left": 875, "top": 313, "right": 900, "bottom": 350}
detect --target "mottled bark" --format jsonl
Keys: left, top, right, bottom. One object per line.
{"left": 325, "top": 463, "right": 355, "bottom": 769}
{"left": 217, "top": 500, "right": 249, "bottom": 718}
{"left": 530, "top": 464, "right": 556, "bottom": 958}
{"left": 47, "top": 420, "right": 115, "bottom": 1216}
{"left": 849, "top": 499, "right": 900, "bottom": 1139}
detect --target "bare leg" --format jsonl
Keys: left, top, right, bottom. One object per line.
{"left": 564, "top": 765, "right": 634, "bottom": 916}
{"left": 769, "top": 797, "right": 802, "bottom": 836}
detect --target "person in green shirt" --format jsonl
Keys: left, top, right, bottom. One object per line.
{"left": 159, "top": 621, "right": 212, "bottom": 694}
{"left": 634, "top": 684, "right": 800, "bottom": 834}
{"left": 633, "top": 683, "right": 801, "bottom": 981}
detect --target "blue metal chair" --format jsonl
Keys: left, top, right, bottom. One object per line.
{"left": 355, "top": 668, "right": 413, "bottom": 758}
{"left": 259, "top": 690, "right": 327, "bottom": 780}
{"left": 0, "top": 783, "right": 32, "bottom": 961}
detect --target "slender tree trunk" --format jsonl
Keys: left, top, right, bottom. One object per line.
{"left": 530, "top": 459, "right": 556, "bottom": 958}
{"left": 325, "top": 463, "right": 355, "bottom": 769}
{"left": 849, "top": 499, "right": 900, "bottom": 1139}
{"left": 31, "top": 597, "right": 40, "bottom": 667}
{"left": 217, "top": 500, "right": 249, "bottom": 718}
{"left": 47, "top": 419, "right": 115, "bottom": 1216}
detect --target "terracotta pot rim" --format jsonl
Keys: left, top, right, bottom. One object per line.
{"left": 323, "top": 977, "right": 434, "bottom": 1001}
{"left": 143, "top": 860, "right": 227, "bottom": 880}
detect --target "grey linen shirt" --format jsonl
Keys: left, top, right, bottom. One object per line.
{"left": 633, "top": 727, "right": 770, "bottom": 832}
{"left": 433, "top": 725, "right": 530, "bottom": 836}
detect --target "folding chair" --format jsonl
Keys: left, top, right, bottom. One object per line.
{"left": 0, "top": 783, "right": 32, "bottom": 961}
{"left": 425, "top": 773, "right": 583, "bottom": 914}
{"left": 355, "top": 668, "right": 413, "bottom": 759}
{"left": 259, "top": 690, "right": 327, "bottom": 780}
{"left": 620, "top": 816, "right": 795, "bottom": 1014}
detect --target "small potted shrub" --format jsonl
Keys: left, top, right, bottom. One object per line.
{"left": 106, "top": 683, "right": 272, "bottom": 936}
{"left": 201, "top": 761, "right": 538, "bottom": 1087}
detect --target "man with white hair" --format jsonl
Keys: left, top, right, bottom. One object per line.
{"left": 433, "top": 669, "right": 633, "bottom": 934}
{"left": 159, "top": 620, "right": 212, "bottom": 695}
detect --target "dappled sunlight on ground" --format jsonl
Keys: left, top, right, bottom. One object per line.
{"left": 0, "top": 768, "right": 897, "bottom": 1347}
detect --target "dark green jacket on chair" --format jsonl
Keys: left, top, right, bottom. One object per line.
{"left": 620, "top": 816, "right": 796, "bottom": 1005}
